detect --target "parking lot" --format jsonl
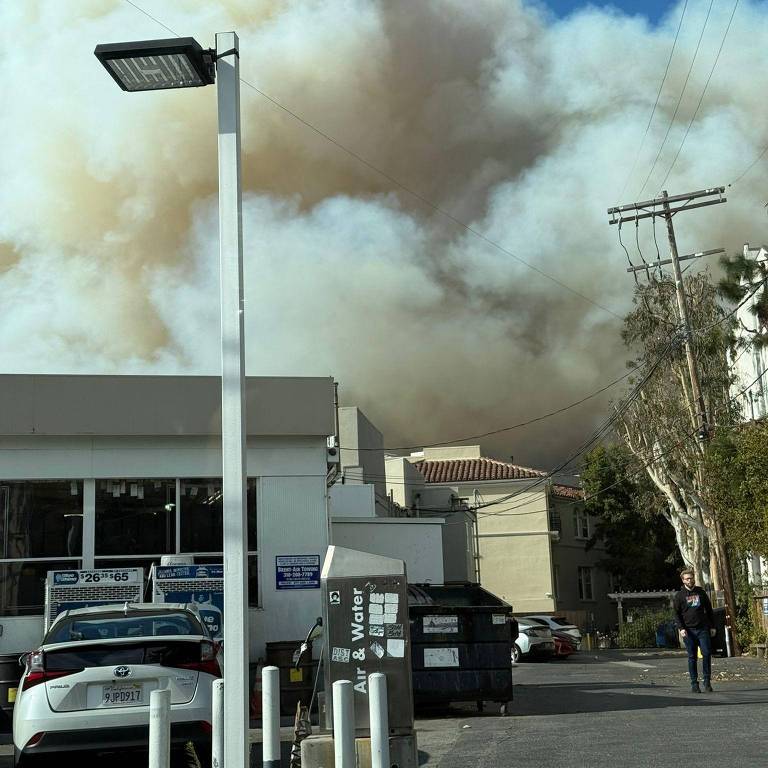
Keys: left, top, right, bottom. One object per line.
{"left": 416, "top": 650, "right": 768, "bottom": 767}
{"left": 4, "top": 650, "right": 768, "bottom": 767}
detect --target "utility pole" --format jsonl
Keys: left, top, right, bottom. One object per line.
{"left": 661, "top": 191, "right": 710, "bottom": 442}
{"left": 607, "top": 186, "right": 741, "bottom": 655}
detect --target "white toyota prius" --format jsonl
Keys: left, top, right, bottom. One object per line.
{"left": 13, "top": 602, "right": 221, "bottom": 767}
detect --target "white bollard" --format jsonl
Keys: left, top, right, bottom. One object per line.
{"left": 262, "top": 665, "right": 281, "bottom": 768}
{"left": 149, "top": 688, "right": 171, "bottom": 768}
{"left": 368, "top": 673, "right": 390, "bottom": 768}
{"left": 333, "top": 679, "right": 355, "bottom": 768}
{"left": 212, "top": 679, "right": 224, "bottom": 768}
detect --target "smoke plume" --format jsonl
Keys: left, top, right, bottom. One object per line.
{"left": 1, "top": 0, "right": 766, "bottom": 468}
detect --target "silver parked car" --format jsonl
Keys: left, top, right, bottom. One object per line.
{"left": 512, "top": 618, "right": 555, "bottom": 663}
{"left": 521, "top": 614, "right": 582, "bottom": 649}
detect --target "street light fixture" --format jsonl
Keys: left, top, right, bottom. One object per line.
{"left": 95, "top": 33, "right": 249, "bottom": 768}
{"left": 94, "top": 38, "right": 216, "bottom": 91}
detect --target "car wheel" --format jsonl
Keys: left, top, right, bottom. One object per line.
{"left": 511, "top": 644, "right": 522, "bottom": 664}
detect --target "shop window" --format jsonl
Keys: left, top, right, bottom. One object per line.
{"left": 95, "top": 479, "right": 175, "bottom": 556}
{"left": 180, "top": 479, "right": 257, "bottom": 553}
{"left": 0, "top": 480, "right": 83, "bottom": 558}
{"left": 0, "top": 560, "right": 80, "bottom": 617}
{"left": 196, "top": 555, "right": 259, "bottom": 608}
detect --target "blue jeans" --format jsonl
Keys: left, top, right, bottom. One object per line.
{"left": 684, "top": 627, "right": 712, "bottom": 682}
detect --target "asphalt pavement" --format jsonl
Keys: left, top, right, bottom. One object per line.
{"left": 4, "top": 650, "right": 767, "bottom": 767}
{"left": 416, "top": 649, "right": 768, "bottom": 767}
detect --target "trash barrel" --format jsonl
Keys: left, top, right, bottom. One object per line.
{"left": 265, "top": 641, "right": 318, "bottom": 716}
{"left": 712, "top": 607, "right": 727, "bottom": 656}
{"left": 0, "top": 654, "right": 23, "bottom": 734}
{"left": 408, "top": 583, "right": 513, "bottom": 712}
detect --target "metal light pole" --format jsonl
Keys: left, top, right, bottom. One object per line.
{"left": 216, "top": 31, "right": 250, "bottom": 768}
{"left": 94, "top": 32, "right": 250, "bottom": 767}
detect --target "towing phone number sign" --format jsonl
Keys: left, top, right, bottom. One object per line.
{"left": 275, "top": 555, "right": 321, "bottom": 590}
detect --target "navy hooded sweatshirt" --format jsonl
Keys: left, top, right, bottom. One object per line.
{"left": 673, "top": 585, "right": 714, "bottom": 630}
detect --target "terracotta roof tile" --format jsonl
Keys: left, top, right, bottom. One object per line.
{"left": 552, "top": 483, "right": 584, "bottom": 500}
{"left": 413, "top": 458, "right": 547, "bottom": 484}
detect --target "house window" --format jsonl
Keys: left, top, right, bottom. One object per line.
{"left": 573, "top": 508, "right": 590, "bottom": 539}
{"left": 578, "top": 566, "right": 594, "bottom": 601}
{"left": 549, "top": 506, "right": 562, "bottom": 533}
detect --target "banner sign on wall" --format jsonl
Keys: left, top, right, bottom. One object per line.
{"left": 275, "top": 555, "right": 321, "bottom": 590}
{"left": 152, "top": 564, "right": 224, "bottom": 639}
{"left": 45, "top": 568, "right": 144, "bottom": 630}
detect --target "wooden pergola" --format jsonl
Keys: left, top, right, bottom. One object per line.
{"left": 607, "top": 590, "right": 676, "bottom": 628}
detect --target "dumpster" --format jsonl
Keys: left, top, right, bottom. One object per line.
{"left": 408, "top": 583, "right": 513, "bottom": 713}
{"left": 265, "top": 641, "right": 319, "bottom": 716}
{"left": 0, "top": 654, "right": 23, "bottom": 734}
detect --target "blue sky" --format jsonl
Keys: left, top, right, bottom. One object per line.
{"left": 540, "top": 0, "right": 672, "bottom": 24}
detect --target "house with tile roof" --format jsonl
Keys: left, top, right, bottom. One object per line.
{"left": 386, "top": 445, "right": 615, "bottom": 631}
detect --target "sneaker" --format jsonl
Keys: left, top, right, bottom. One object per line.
{"left": 691, "top": 682, "right": 701, "bottom": 693}
{"left": 702, "top": 682, "right": 713, "bottom": 693}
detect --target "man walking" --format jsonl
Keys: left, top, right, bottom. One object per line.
{"left": 673, "top": 568, "right": 716, "bottom": 693}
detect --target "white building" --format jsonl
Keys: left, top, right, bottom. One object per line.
{"left": 731, "top": 243, "right": 768, "bottom": 421}
{"left": 0, "top": 374, "right": 335, "bottom": 658}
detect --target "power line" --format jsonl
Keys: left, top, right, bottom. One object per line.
{"left": 476, "top": 361, "right": 768, "bottom": 519}
{"left": 729, "top": 144, "right": 768, "bottom": 187}
{"left": 615, "top": 0, "right": 689, "bottom": 201}
{"left": 657, "top": 0, "right": 740, "bottom": 190}
{"left": 636, "top": 0, "right": 715, "bottom": 199}
{"left": 341, "top": 269, "right": 758, "bottom": 468}
{"left": 339, "top": 366, "right": 636, "bottom": 454}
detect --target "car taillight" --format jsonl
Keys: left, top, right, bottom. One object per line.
{"left": 176, "top": 641, "right": 221, "bottom": 677}
{"left": 21, "top": 650, "right": 79, "bottom": 691}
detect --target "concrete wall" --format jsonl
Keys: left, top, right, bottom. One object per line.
{"left": 0, "top": 375, "right": 335, "bottom": 437}
{"left": 328, "top": 483, "right": 376, "bottom": 518}
{"left": 338, "top": 407, "right": 387, "bottom": 509}
{"left": 330, "top": 518, "right": 445, "bottom": 584}
{"left": 385, "top": 456, "right": 425, "bottom": 509}
{"left": 440, "top": 511, "right": 476, "bottom": 582}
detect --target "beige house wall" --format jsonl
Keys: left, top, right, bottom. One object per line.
{"left": 474, "top": 487, "right": 555, "bottom": 612}
{"left": 420, "top": 480, "right": 556, "bottom": 613}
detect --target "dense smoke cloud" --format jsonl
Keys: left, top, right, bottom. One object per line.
{"left": 0, "top": 0, "right": 766, "bottom": 467}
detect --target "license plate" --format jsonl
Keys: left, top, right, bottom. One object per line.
{"left": 102, "top": 684, "right": 142, "bottom": 706}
